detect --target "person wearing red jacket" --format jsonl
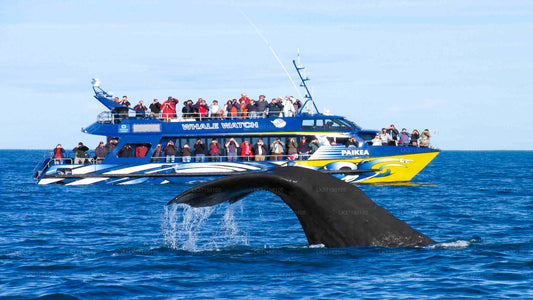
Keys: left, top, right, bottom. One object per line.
{"left": 239, "top": 93, "right": 251, "bottom": 105}
{"left": 135, "top": 144, "right": 149, "bottom": 157}
{"left": 161, "top": 96, "right": 179, "bottom": 121}
{"left": 241, "top": 140, "right": 253, "bottom": 161}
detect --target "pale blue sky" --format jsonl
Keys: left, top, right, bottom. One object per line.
{"left": 1, "top": 0, "right": 532, "bottom": 150}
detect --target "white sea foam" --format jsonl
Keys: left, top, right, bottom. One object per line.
{"left": 430, "top": 239, "right": 474, "bottom": 249}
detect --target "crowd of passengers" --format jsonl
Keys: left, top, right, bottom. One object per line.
{"left": 369, "top": 124, "right": 432, "bottom": 147}
{"left": 51, "top": 137, "right": 322, "bottom": 164}
{"left": 149, "top": 137, "right": 319, "bottom": 162}
{"left": 52, "top": 127, "right": 432, "bottom": 165}
{"left": 110, "top": 93, "right": 303, "bottom": 121}
{"left": 52, "top": 139, "right": 122, "bottom": 164}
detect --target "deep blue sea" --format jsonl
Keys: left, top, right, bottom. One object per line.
{"left": 0, "top": 150, "right": 531, "bottom": 299}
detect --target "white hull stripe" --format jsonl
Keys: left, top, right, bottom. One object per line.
{"left": 66, "top": 177, "right": 110, "bottom": 186}
{"left": 103, "top": 164, "right": 165, "bottom": 175}
{"left": 38, "top": 178, "right": 64, "bottom": 185}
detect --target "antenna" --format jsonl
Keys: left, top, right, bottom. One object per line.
{"left": 293, "top": 54, "right": 319, "bottom": 115}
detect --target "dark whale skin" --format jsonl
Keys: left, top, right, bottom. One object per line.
{"left": 168, "top": 166, "right": 435, "bottom": 248}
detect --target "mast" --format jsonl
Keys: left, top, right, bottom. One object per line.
{"left": 293, "top": 54, "right": 319, "bottom": 115}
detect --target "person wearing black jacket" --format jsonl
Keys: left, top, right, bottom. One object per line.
{"left": 118, "top": 144, "right": 134, "bottom": 158}
{"left": 163, "top": 140, "right": 178, "bottom": 162}
{"left": 255, "top": 95, "right": 268, "bottom": 118}
{"left": 387, "top": 124, "right": 399, "bottom": 146}
{"left": 95, "top": 141, "right": 107, "bottom": 163}
{"left": 248, "top": 100, "right": 257, "bottom": 118}
{"left": 134, "top": 100, "right": 147, "bottom": 118}
{"left": 298, "top": 137, "right": 311, "bottom": 160}
{"left": 182, "top": 100, "right": 195, "bottom": 119}
{"left": 194, "top": 138, "right": 207, "bottom": 162}
{"left": 268, "top": 98, "right": 283, "bottom": 117}
{"left": 252, "top": 139, "right": 268, "bottom": 161}
{"left": 73, "top": 142, "right": 89, "bottom": 164}
{"left": 149, "top": 99, "right": 161, "bottom": 118}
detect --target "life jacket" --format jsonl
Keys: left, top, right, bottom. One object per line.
{"left": 231, "top": 105, "right": 238, "bottom": 116}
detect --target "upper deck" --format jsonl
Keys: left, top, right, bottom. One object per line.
{"left": 85, "top": 87, "right": 364, "bottom": 139}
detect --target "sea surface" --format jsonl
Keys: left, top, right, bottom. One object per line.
{"left": 0, "top": 150, "right": 531, "bottom": 299}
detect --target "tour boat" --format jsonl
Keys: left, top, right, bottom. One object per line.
{"left": 33, "top": 60, "right": 439, "bottom": 185}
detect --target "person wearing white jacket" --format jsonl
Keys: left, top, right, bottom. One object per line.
{"left": 282, "top": 96, "right": 295, "bottom": 117}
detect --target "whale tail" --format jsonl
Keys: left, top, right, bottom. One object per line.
{"left": 168, "top": 167, "right": 435, "bottom": 248}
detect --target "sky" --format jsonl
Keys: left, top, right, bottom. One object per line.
{"left": 0, "top": 0, "right": 532, "bottom": 150}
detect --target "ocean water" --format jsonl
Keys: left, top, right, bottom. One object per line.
{"left": 0, "top": 150, "right": 531, "bottom": 299}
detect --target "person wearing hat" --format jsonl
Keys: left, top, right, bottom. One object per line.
{"left": 73, "top": 142, "right": 89, "bottom": 164}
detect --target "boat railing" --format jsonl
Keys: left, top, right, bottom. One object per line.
{"left": 96, "top": 110, "right": 296, "bottom": 124}
{"left": 45, "top": 150, "right": 99, "bottom": 166}
{"left": 44, "top": 152, "right": 310, "bottom": 168}
{"left": 148, "top": 153, "right": 307, "bottom": 163}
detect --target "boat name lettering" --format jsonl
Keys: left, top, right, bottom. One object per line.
{"left": 181, "top": 123, "right": 220, "bottom": 130}
{"left": 341, "top": 149, "right": 370, "bottom": 156}
{"left": 221, "top": 122, "right": 259, "bottom": 129}
{"left": 181, "top": 121, "right": 259, "bottom": 130}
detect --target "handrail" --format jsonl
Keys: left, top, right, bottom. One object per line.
{"left": 96, "top": 109, "right": 301, "bottom": 124}
{"left": 149, "top": 153, "right": 309, "bottom": 162}
{"left": 43, "top": 152, "right": 314, "bottom": 166}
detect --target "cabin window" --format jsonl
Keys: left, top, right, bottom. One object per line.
{"left": 302, "top": 119, "right": 314, "bottom": 129}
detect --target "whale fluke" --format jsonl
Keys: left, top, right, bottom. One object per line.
{"left": 167, "top": 167, "right": 435, "bottom": 248}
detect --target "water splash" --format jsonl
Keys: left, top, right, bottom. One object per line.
{"left": 430, "top": 237, "right": 481, "bottom": 249}
{"left": 162, "top": 202, "right": 248, "bottom": 251}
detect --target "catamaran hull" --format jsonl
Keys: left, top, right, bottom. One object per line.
{"left": 35, "top": 151, "right": 439, "bottom": 185}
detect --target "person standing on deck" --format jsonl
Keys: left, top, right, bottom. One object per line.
{"left": 270, "top": 138, "right": 285, "bottom": 161}
{"left": 298, "top": 137, "right": 311, "bottom": 160}
{"left": 95, "top": 141, "right": 106, "bottom": 163}
{"left": 181, "top": 144, "right": 192, "bottom": 162}
{"left": 149, "top": 99, "right": 161, "bottom": 118}
{"left": 225, "top": 138, "right": 239, "bottom": 162}
{"left": 255, "top": 95, "right": 268, "bottom": 118}
{"left": 387, "top": 124, "right": 399, "bottom": 146}
{"left": 398, "top": 128, "right": 410, "bottom": 146}
{"left": 151, "top": 143, "right": 163, "bottom": 162}
{"left": 194, "top": 138, "right": 207, "bottom": 162}
{"left": 210, "top": 100, "right": 222, "bottom": 120}
{"left": 287, "top": 137, "right": 298, "bottom": 159}
{"left": 420, "top": 129, "right": 432, "bottom": 148}
{"left": 161, "top": 97, "right": 178, "bottom": 121}
{"left": 73, "top": 142, "right": 89, "bottom": 164}
{"left": 53, "top": 144, "right": 65, "bottom": 164}
{"left": 253, "top": 139, "right": 268, "bottom": 161}
{"left": 241, "top": 140, "right": 253, "bottom": 161}
{"left": 209, "top": 139, "right": 221, "bottom": 161}
{"left": 410, "top": 129, "right": 420, "bottom": 147}
{"left": 309, "top": 138, "right": 320, "bottom": 154}
{"left": 163, "top": 140, "right": 178, "bottom": 163}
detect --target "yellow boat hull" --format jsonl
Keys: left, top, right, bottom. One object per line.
{"left": 295, "top": 151, "right": 440, "bottom": 183}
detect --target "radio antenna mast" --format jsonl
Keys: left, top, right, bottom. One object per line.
{"left": 293, "top": 50, "right": 319, "bottom": 114}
